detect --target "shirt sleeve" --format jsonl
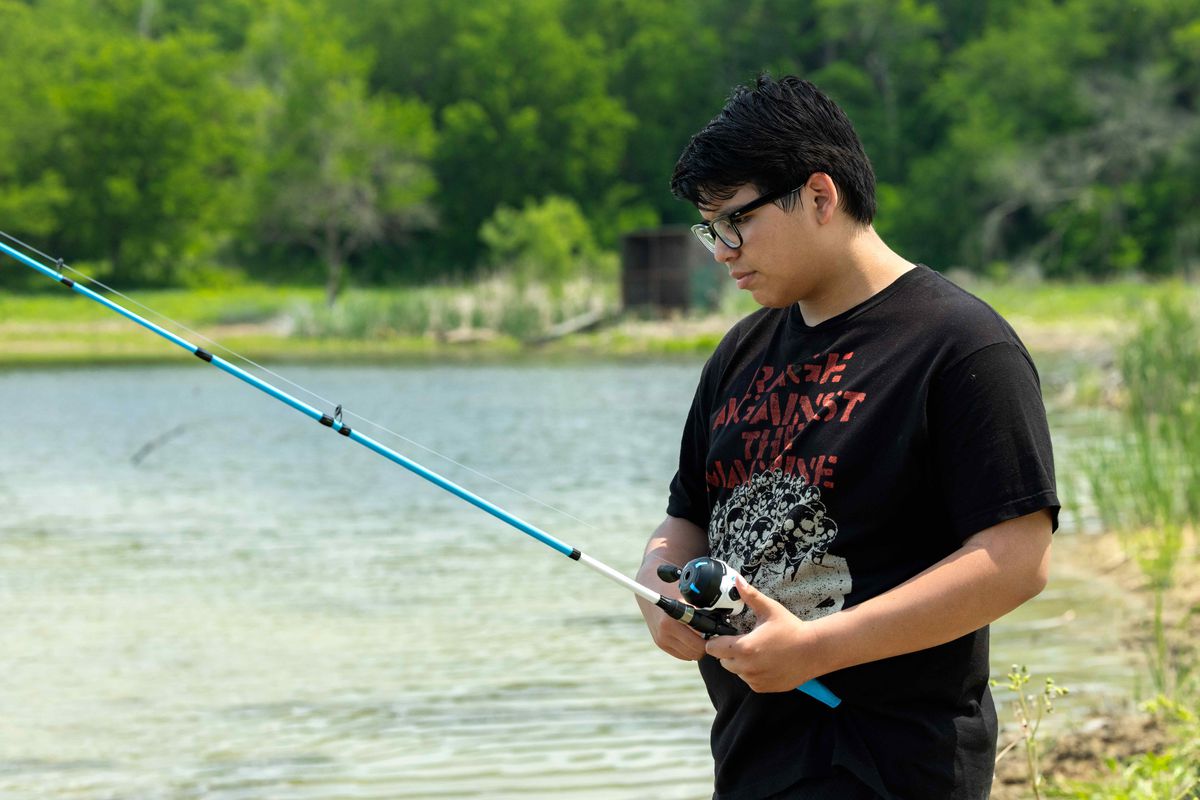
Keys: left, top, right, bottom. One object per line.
{"left": 666, "top": 363, "right": 715, "bottom": 531}
{"left": 928, "top": 341, "right": 1060, "bottom": 541}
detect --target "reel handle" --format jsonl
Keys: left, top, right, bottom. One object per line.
{"left": 656, "top": 563, "right": 682, "bottom": 583}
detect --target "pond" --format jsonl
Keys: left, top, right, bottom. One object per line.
{"left": 0, "top": 361, "right": 1136, "bottom": 799}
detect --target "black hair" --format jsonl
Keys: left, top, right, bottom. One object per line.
{"left": 670, "top": 74, "right": 876, "bottom": 224}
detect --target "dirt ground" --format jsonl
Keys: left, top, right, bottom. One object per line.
{"left": 991, "top": 713, "right": 1177, "bottom": 798}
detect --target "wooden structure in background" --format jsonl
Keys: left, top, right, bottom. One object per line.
{"left": 621, "top": 227, "right": 720, "bottom": 313}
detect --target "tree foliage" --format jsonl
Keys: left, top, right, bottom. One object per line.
{"left": 244, "top": 1, "right": 436, "bottom": 304}
{"left": 49, "top": 33, "right": 251, "bottom": 283}
{"left": 1, "top": 0, "right": 1198, "bottom": 287}
{"left": 480, "top": 195, "right": 602, "bottom": 291}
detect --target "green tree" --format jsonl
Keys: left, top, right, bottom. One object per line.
{"left": 438, "top": 0, "right": 633, "bottom": 266}
{"left": 562, "top": 0, "right": 720, "bottom": 234}
{"left": 0, "top": 1, "right": 71, "bottom": 258}
{"left": 896, "top": 0, "right": 1108, "bottom": 270}
{"left": 6, "top": 0, "right": 1200, "bottom": 287}
{"left": 44, "top": 30, "right": 252, "bottom": 283}
{"left": 985, "top": 68, "right": 1200, "bottom": 277}
{"left": 340, "top": 0, "right": 633, "bottom": 269}
{"left": 697, "top": 0, "right": 827, "bottom": 85}
{"left": 811, "top": 0, "right": 944, "bottom": 183}
{"left": 245, "top": 1, "right": 437, "bottom": 304}
{"left": 141, "top": 0, "right": 262, "bottom": 51}
{"left": 903, "top": 0, "right": 1200, "bottom": 276}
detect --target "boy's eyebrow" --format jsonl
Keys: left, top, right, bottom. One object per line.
{"left": 699, "top": 195, "right": 747, "bottom": 221}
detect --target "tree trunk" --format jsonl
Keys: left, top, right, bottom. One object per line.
{"left": 324, "top": 227, "right": 344, "bottom": 308}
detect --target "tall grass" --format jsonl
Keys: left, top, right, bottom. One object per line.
{"left": 1080, "top": 296, "right": 1200, "bottom": 700}
{"left": 1059, "top": 296, "right": 1200, "bottom": 799}
{"left": 289, "top": 276, "right": 617, "bottom": 342}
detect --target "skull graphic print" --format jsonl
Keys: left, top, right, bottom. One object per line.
{"left": 709, "top": 468, "right": 851, "bottom": 633}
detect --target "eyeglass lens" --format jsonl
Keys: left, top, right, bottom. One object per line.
{"left": 691, "top": 220, "right": 739, "bottom": 253}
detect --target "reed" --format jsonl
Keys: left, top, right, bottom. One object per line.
{"left": 1047, "top": 296, "right": 1200, "bottom": 798}
{"left": 1079, "top": 296, "right": 1200, "bottom": 701}
{"left": 289, "top": 276, "right": 616, "bottom": 343}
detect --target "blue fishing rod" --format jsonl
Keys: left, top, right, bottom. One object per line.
{"left": 0, "top": 235, "right": 840, "bottom": 709}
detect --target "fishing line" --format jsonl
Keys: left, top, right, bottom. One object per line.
{"left": 0, "top": 230, "right": 596, "bottom": 533}
{"left": 0, "top": 229, "right": 56, "bottom": 263}
{"left": 0, "top": 234, "right": 841, "bottom": 708}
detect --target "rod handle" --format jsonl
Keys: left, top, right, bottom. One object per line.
{"left": 797, "top": 678, "right": 841, "bottom": 708}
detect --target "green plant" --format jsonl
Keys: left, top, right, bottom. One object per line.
{"left": 287, "top": 277, "right": 616, "bottom": 343}
{"left": 1054, "top": 699, "right": 1200, "bottom": 800}
{"left": 1080, "top": 297, "right": 1200, "bottom": 699}
{"left": 479, "top": 196, "right": 602, "bottom": 294}
{"left": 994, "top": 665, "right": 1069, "bottom": 800}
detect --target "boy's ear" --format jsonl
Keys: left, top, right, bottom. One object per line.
{"left": 807, "top": 172, "right": 839, "bottom": 224}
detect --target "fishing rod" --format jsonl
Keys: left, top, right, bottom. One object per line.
{"left": 0, "top": 235, "right": 840, "bottom": 709}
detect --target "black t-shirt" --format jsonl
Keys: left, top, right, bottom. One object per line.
{"left": 666, "top": 266, "right": 1060, "bottom": 800}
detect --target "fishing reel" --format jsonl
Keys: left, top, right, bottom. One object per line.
{"left": 655, "top": 556, "right": 745, "bottom": 637}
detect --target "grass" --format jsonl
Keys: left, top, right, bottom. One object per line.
{"left": 720, "top": 272, "right": 1183, "bottom": 317}
{"left": 1077, "top": 297, "right": 1200, "bottom": 704}
{"left": 995, "top": 665, "right": 1071, "bottom": 800}
{"left": 290, "top": 276, "right": 615, "bottom": 341}
{"left": 967, "top": 279, "right": 1185, "bottom": 326}
{"left": 0, "top": 284, "right": 317, "bottom": 326}
{"left": 0, "top": 282, "right": 544, "bottom": 365}
{"left": 0, "top": 273, "right": 724, "bottom": 364}
{"left": 1048, "top": 698, "right": 1200, "bottom": 799}
{"left": 1046, "top": 297, "right": 1200, "bottom": 799}
{"left": 5, "top": 272, "right": 1194, "bottom": 367}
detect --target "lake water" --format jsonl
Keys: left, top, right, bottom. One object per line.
{"left": 0, "top": 361, "right": 1138, "bottom": 799}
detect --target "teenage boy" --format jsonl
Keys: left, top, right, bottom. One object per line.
{"left": 636, "top": 75, "right": 1059, "bottom": 799}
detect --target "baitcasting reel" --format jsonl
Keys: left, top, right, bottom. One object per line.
{"left": 656, "top": 556, "right": 745, "bottom": 636}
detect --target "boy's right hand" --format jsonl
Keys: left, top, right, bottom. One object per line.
{"left": 635, "top": 562, "right": 708, "bottom": 662}
{"left": 636, "top": 516, "right": 712, "bottom": 661}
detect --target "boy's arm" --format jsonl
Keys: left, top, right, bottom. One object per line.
{"left": 704, "top": 508, "right": 1053, "bottom": 692}
{"left": 635, "top": 515, "right": 711, "bottom": 661}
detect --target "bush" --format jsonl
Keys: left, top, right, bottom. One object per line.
{"left": 479, "top": 195, "right": 604, "bottom": 292}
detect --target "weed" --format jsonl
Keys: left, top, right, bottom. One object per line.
{"left": 995, "top": 665, "right": 1069, "bottom": 800}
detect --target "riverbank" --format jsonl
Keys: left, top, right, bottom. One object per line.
{"left": 0, "top": 277, "right": 1187, "bottom": 366}
{"left": 991, "top": 529, "right": 1200, "bottom": 798}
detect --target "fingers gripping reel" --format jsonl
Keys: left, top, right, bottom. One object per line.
{"left": 654, "top": 556, "right": 844, "bottom": 709}
{"left": 654, "top": 557, "right": 744, "bottom": 637}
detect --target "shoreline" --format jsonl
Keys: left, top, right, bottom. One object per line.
{"left": 0, "top": 318, "right": 733, "bottom": 368}
{"left": 5, "top": 273, "right": 1191, "bottom": 367}
{"left": 991, "top": 529, "right": 1199, "bottom": 797}
{"left": 0, "top": 306, "right": 1121, "bottom": 369}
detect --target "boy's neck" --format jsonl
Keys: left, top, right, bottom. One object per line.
{"left": 795, "top": 227, "right": 915, "bottom": 327}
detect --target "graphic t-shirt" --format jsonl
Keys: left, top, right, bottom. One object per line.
{"left": 666, "top": 266, "right": 1060, "bottom": 800}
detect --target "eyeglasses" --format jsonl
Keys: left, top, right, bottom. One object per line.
{"left": 690, "top": 186, "right": 803, "bottom": 253}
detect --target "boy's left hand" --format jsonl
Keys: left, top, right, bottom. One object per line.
{"left": 704, "top": 576, "right": 823, "bottom": 693}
